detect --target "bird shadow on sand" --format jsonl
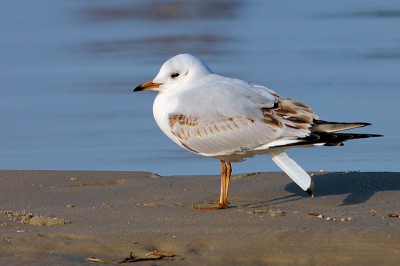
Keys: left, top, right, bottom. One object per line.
{"left": 284, "top": 172, "right": 400, "bottom": 206}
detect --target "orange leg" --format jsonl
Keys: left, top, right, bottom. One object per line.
{"left": 194, "top": 160, "right": 232, "bottom": 210}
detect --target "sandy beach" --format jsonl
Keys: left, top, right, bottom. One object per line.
{"left": 0, "top": 170, "right": 399, "bottom": 265}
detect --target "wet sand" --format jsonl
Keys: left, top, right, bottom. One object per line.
{"left": 0, "top": 170, "right": 399, "bottom": 265}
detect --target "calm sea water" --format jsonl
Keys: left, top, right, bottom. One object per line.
{"left": 1, "top": 1, "right": 399, "bottom": 175}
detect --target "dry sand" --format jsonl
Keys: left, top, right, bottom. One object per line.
{"left": 0, "top": 170, "right": 399, "bottom": 265}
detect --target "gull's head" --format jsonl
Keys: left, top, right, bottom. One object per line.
{"left": 134, "top": 54, "right": 213, "bottom": 93}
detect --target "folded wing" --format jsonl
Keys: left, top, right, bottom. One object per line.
{"left": 167, "top": 79, "right": 318, "bottom": 157}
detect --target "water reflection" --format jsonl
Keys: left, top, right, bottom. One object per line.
{"left": 359, "top": 48, "right": 400, "bottom": 60}
{"left": 304, "top": 47, "right": 400, "bottom": 61}
{"left": 83, "top": 34, "right": 233, "bottom": 58}
{"left": 310, "top": 10, "right": 400, "bottom": 19}
{"left": 80, "top": 0, "right": 242, "bottom": 22}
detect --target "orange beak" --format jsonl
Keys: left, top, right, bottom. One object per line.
{"left": 133, "top": 81, "right": 162, "bottom": 92}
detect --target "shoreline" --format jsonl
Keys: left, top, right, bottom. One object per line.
{"left": 1, "top": 170, "right": 399, "bottom": 265}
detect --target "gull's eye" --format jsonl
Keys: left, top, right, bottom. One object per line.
{"left": 171, "top": 72, "right": 180, "bottom": 78}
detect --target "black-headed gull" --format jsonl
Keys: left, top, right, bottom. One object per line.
{"left": 134, "top": 54, "right": 382, "bottom": 210}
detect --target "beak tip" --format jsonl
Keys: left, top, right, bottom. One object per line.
{"left": 133, "top": 81, "right": 161, "bottom": 92}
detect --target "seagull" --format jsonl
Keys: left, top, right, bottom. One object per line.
{"left": 134, "top": 54, "right": 383, "bottom": 210}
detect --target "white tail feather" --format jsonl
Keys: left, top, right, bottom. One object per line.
{"left": 268, "top": 149, "right": 312, "bottom": 191}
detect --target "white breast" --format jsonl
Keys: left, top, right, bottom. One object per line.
{"left": 153, "top": 92, "right": 186, "bottom": 149}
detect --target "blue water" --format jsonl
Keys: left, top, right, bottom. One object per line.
{"left": 1, "top": 1, "right": 399, "bottom": 175}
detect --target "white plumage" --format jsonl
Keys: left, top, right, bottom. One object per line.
{"left": 134, "top": 54, "right": 381, "bottom": 210}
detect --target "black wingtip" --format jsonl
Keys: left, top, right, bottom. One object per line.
{"left": 370, "top": 134, "right": 385, "bottom": 138}
{"left": 306, "top": 180, "right": 314, "bottom": 197}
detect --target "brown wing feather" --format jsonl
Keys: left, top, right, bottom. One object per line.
{"left": 167, "top": 97, "right": 319, "bottom": 155}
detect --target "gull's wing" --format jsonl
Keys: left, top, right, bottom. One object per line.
{"left": 166, "top": 76, "right": 318, "bottom": 157}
